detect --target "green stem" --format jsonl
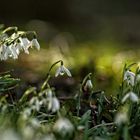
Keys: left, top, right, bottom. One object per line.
{"left": 41, "top": 60, "right": 63, "bottom": 91}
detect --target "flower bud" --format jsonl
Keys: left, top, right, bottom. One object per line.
{"left": 53, "top": 117, "right": 74, "bottom": 139}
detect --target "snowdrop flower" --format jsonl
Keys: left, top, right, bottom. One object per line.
{"left": 19, "top": 37, "right": 31, "bottom": 54}
{"left": 0, "top": 44, "right": 8, "bottom": 60}
{"left": 122, "top": 91, "right": 139, "bottom": 103}
{"left": 53, "top": 117, "right": 74, "bottom": 138}
{"left": 124, "top": 70, "right": 135, "bottom": 86}
{"left": 84, "top": 79, "right": 93, "bottom": 90}
{"left": 15, "top": 43, "right": 23, "bottom": 55}
{"left": 29, "top": 97, "right": 40, "bottom": 111}
{"left": 22, "top": 108, "right": 32, "bottom": 120}
{"left": 31, "top": 38, "right": 40, "bottom": 50}
{"left": 45, "top": 88, "right": 53, "bottom": 98}
{"left": 9, "top": 44, "right": 18, "bottom": 59}
{"left": 48, "top": 96, "right": 60, "bottom": 112}
{"left": 115, "top": 111, "right": 128, "bottom": 126}
{"left": 55, "top": 65, "right": 72, "bottom": 77}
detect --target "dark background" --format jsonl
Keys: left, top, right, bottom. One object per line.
{"left": 1, "top": 0, "right": 140, "bottom": 44}
{"left": 1, "top": 0, "right": 140, "bottom": 24}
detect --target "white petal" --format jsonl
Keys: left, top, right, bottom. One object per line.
{"left": 9, "top": 45, "right": 18, "bottom": 59}
{"left": 115, "top": 112, "right": 128, "bottom": 126}
{"left": 48, "top": 97, "right": 53, "bottom": 111}
{"left": 52, "top": 97, "right": 60, "bottom": 112}
{"left": 130, "top": 92, "right": 139, "bottom": 102}
{"left": 122, "top": 93, "right": 130, "bottom": 103}
{"left": 53, "top": 117, "right": 74, "bottom": 136}
{"left": 124, "top": 70, "right": 135, "bottom": 86}
{"left": 63, "top": 66, "right": 72, "bottom": 77}
{"left": 19, "top": 37, "right": 31, "bottom": 54}
{"left": 20, "top": 37, "right": 30, "bottom": 46}
{"left": 55, "top": 67, "right": 61, "bottom": 77}
{"left": 85, "top": 80, "right": 93, "bottom": 89}
{"left": 15, "top": 43, "right": 23, "bottom": 55}
{"left": 31, "top": 39, "right": 40, "bottom": 50}
{"left": 45, "top": 89, "right": 53, "bottom": 98}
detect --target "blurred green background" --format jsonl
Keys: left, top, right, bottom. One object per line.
{"left": 1, "top": 0, "right": 140, "bottom": 94}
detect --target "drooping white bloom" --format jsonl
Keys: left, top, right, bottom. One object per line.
{"left": 19, "top": 37, "right": 31, "bottom": 54}
{"left": 84, "top": 79, "right": 93, "bottom": 90}
{"left": 115, "top": 111, "right": 128, "bottom": 126}
{"left": 22, "top": 108, "right": 32, "bottom": 120}
{"left": 29, "top": 97, "right": 40, "bottom": 111}
{"left": 9, "top": 44, "right": 18, "bottom": 59}
{"left": 122, "top": 91, "right": 139, "bottom": 103}
{"left": 53, "top": 117, "right": 74, "bottom": 137}
{"left": 15, "top": 43, "right": 23, "bottom": 55}
{"left": 45, "top": 88, "right": 53, "bottom": 98}
{"left": 0, "top": 44, "right": 7, "bottom": 60}
{"left": 130, "top": 92, "right": 139, "bottom": 102}
{"left": 31, "top": 38, "right": 40, "bottom": 50}
{"left": 55, "top": 65, "right": 72, "bottom": 77}
{"left": 0, "top": 34, "right": 40, "bottom": 61}
{"left": 48, "top": 96, "right": 60, "bottom": 112}
{"left": 124, "top": 70, "right": 135, "bottom": 86}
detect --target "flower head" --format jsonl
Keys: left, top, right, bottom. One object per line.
{"left": 55, "top": 65, "right": 72, "bottom": 77}
{"left": 48, "top": 96, "right": 60, "bottom": 112}
{"left": 115, "top": 111, "right": 128, "bottom": 126}
{"left": 84, "top": 79, "right": 93, "bottom": 91}
{"left": 19, "top": 37, "right": 31, "bottom": 54}
{"left": 124, "top": 70, "right": 135, "bottom": 86}
{"left": 31, "top": 38, "right": 40, "bottom": 50}
{"left": 53, "top": 117, "right": 74, "bottom": 138}
{"left": 29, "top": 97, "right": 40, "bottom": 111}
{"left": 122, "top": 91, "right": 139, "bottom": 103}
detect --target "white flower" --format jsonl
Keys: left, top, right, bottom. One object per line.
{"left": 115, "top": 112, "right": 128, "bottom": 126}
{"left": 45, "top": 88, "right": 53, "bottom": 98}
{"left": 55, "top": 65, "right": 72, "bottom": 77}
{"left": 130, "top": 92, "right": 139, "bottom": 102}
{"left": 48, "top": 97, "right": 60, "bottom": 112}
{"left": 9, "top": 44, "right": 18, "bottom": 59}
{"left": 15, "top": 43, "right": 23, "bottom": 55}
{"left": 0, "top": 44, "right": 7, "bottom": 60}
{"left": 29, "top": 97, "right": 40, "bottom": 111}
{"left": 31, "top": 38, "right": 40, "bottom": 50}
{"left": 19, "top": 37, "right": 31, "bottom": 54}
{"left": 22, "top": 108, "right": 32, "bottom": 120}
{"left": 53, "top": 117, "right": 74, "bottom": 137}
{"left": 124, "top": 70, "right": 135, "bottom": 86}
{"left": 84, "top": 79, "right": 93, "bottom": 90}
{"left": 122, "top": 91, "right": 139, "bottom": 103}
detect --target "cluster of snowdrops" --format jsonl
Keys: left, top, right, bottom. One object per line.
{"left": 0, "top": 25, "right": 140, "bottom": 140}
